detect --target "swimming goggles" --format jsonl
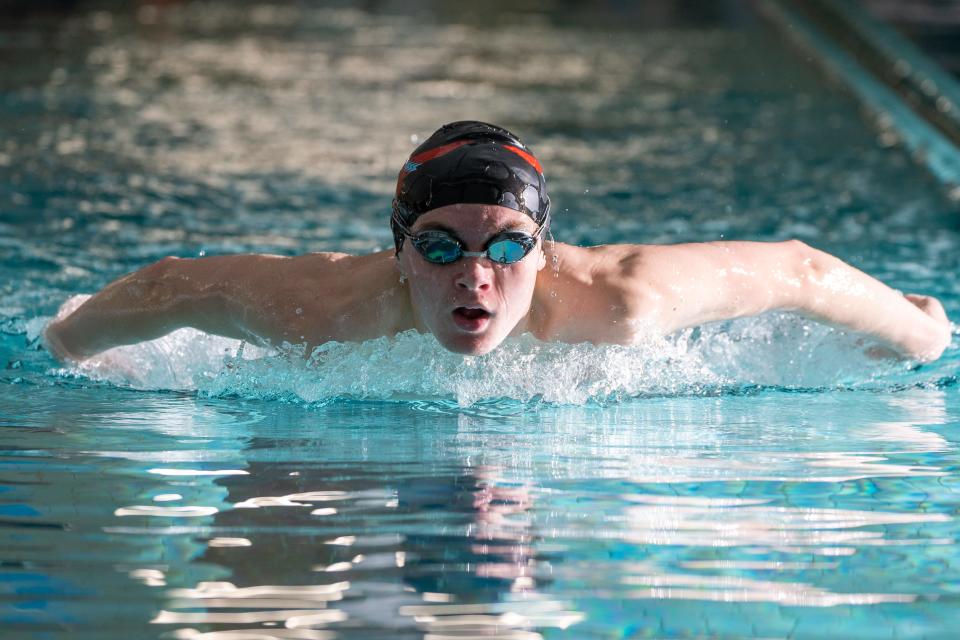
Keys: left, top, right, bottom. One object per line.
{"left": 393, "top": 217, "right": 547, "bottom": 265}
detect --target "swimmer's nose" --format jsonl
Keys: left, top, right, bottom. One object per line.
{"left": 454, "top": 257, "right": 493, "bottom": 291}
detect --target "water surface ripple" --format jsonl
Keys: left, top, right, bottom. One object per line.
{"left": 2, "top": 1, "right": 960, "bottom": 638}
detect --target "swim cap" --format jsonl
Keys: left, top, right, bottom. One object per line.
{"left": 391, "top": 121, "right": 550, "bottom": 252}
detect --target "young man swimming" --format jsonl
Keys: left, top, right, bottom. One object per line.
{"left": 44, "top": 121, "right": 952, "bottom": 363}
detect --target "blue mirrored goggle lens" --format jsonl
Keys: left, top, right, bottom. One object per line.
{"left": 486, "top": 238, "right": 529, "bottom": 264}
{"left": 410, "top": 231, "right": 537, "bottom": 265}
{"left": 416, "top": 237, "right": 461, "bottom": 264}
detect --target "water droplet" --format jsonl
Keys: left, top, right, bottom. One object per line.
{"left": 295, "top": 307, "right": 303, "bottom": 316}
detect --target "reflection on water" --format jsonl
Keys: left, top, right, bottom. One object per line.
{"left": 155, "top": 581, "right": 349, "bottom": 626}
{"left": 620, "top": 496, "right": 951, "bottom": 551}
{"left": 4, "top": 387, "right": 954, "bottom": 637}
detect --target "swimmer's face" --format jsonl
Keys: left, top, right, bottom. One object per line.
{"left": 397, "top": 204, "right": 547, "bottom": 355}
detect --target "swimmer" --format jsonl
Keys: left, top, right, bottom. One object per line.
{"left": 44, "top": 121, "right": 952, "bottom": 363}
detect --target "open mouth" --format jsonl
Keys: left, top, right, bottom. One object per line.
{"left": 452, "top": 306, "right": 492, "bottom": 332}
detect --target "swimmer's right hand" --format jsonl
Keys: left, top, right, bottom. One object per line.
{"left": 42, "top": 295, "right": 91, "bottom": 363}
{"left": 43, "top": 320, "right": 76, "bottom": 363}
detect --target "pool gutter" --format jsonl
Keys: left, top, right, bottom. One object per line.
{"left": 757, "top": 0, "right": 960, "bottom": 198}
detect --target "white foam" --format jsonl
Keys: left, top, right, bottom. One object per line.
{"left": 41, "top": 310, "right": 912, "bottom": 405}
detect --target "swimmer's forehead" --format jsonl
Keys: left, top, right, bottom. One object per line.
{"left": 411, "top": 204, "right": 538, "bottom": 234}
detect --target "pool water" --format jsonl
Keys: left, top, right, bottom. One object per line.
{"left": 2, "top": 1, "right": 960, "bottom": 638}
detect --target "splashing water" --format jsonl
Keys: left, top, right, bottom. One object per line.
{"left": 31, "top": 296, "right": 926, "bottom": 406}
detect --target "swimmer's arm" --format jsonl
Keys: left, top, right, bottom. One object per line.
{"left": 638, "top": 240, "right": 951, "bottom": 362}
{"left": 44, "top": 254, "right": 316, "bottom": 361}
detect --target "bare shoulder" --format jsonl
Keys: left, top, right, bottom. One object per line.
{"left": 168, "top": 249, "right": 411, "bottom": 347}
{"left": 282, "top": 250, "right": 387, "bottom": 281}
{"left": 533, "top": 242, "right": 660, "bottom": 344}
{"left": 536, "top": 240, "right": 813, "bottom": 340}
{"left": 532, "top": 240, "right": 808, "bottom": 343}
{"left": 271, "top": 250, "right": 412, "bottom": 344}
{"left": 635, "top": 238, "right": 808, "bottom": 264}
{"left": 578, "top": 239, "right": 809, "bottom": 284}
{"left": 164, "top": 250, "right": 372, "bottom": 294}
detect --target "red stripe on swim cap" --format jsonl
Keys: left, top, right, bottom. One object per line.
{"left": 503, "top": 144, "right": 543, "bottom": 174}
{"left": 408, "top": 139, "right": 472, "bottom": 165}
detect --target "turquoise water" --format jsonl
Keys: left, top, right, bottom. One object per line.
{"left": 2, "top": 2, "right": 960, "bottom": 638}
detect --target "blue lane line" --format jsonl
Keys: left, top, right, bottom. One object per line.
{"left": 760, "top": 0, "right": 960, "bottom": 192}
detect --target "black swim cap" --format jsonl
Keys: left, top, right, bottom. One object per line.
{"left": 392, "top": 121, "right": 550, "bottom": 252}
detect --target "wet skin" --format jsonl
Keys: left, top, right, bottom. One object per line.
{"left": 43, "top": 203, "right": 952, "bottom": 363}
{"left": 397, "top": 205, "right": 547, "bottom": 355}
